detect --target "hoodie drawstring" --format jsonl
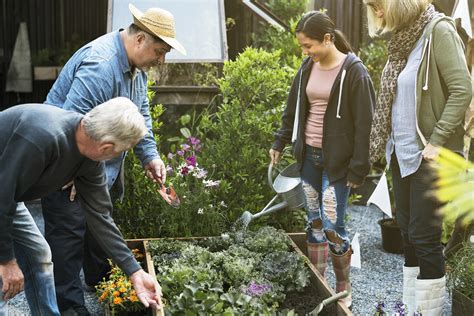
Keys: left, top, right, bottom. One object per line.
{"left": 291, "top": 70, "right": 303, "bottom": 143}
{"left": 422, "top": 34, "right": 432, "bottom": 91}
{"left": 336, "top": 69, "right": 347, "bottom": 119}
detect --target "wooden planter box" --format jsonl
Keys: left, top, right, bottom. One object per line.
{"left": 126, "top": 233, "right": 351, "bottom": 316}
{"left": 150, "top": 85, "right": 220, "bottom": 107}
{"left": 33, "top": 66, "right": 62, "bottom": 80}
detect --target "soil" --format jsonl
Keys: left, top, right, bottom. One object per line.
{"left": 279, "top": 283, "right": 337, "bottom": 315}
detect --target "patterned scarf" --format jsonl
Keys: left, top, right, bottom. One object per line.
{"left": 369, "top": 4, "right": 437, "bottom": 163}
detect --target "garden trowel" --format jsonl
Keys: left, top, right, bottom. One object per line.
{"left": 157, "top": 183, "right": 180, "bottom": 208}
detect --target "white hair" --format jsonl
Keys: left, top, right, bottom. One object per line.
{"left": 83, "top": 97, "right": 147, "bottom": 152}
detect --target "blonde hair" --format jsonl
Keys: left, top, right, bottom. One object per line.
{"left": 83, "top": 97, "right": 147, "bottom": 152}
{"left": 364, "top": 0, "right": 431, "bottom": 36}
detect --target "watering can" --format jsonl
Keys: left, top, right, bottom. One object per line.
{"left": 239, "top": 161, "right": 306, "bottom": 228}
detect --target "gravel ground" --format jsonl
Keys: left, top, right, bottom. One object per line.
{"left": 8, "top": 204, "right": 452, "bottom": 315}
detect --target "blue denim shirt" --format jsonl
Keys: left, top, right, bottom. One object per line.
{"left": 45, "top": 30, "right": 159, "bottom": 190}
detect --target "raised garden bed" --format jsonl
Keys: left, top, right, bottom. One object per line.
{"left": 117, "top": 231, "right": 351, "bottom": 316}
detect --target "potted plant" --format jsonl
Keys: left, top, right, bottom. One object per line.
{"left": 447, "top": 242, "right": 474, "bottom": 315}
{"left": 32, "top": 48, "right": 62, "bottom": 80}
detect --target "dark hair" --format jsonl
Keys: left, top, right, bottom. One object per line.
{"left": 295, "top": 11, "right": 352, "bottom": 54}
{"left": 128, "top": 23, "right": 166, "bottom": 45}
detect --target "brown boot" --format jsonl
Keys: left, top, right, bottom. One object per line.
{"left": 307, "top": 241, "right": 329, "bottom": 278}
{"left": 331, "top": 247, "right": 352, "bottom": 308}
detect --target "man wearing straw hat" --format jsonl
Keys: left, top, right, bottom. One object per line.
{"left": 41, "top": 4, "right": 185, "bottom": 315}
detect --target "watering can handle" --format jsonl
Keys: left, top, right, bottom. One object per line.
{"left": 268, "top": 147, "right": 292, "bottom": 189}
{"left": 267, "top": 162, "right": 275, "bottom": 190}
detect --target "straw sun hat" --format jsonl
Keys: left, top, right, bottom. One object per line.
{"left": 128, "top": 3, "right": 186, "bottom": 55}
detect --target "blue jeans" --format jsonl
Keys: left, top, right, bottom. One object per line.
{"left": 301, "top": 145, "right": 351, "bottom": 254}
{"left": 0, "top": 203, "right": 60, "bottom": 316}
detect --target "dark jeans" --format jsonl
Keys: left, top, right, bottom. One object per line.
{"left": 42, "top": 189, "right": 110, "bottom": 311}
{"left": 391, "top": 154, "right": 444, "bottom": 279}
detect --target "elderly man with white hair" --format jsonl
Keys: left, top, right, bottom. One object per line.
{"left": 0, "top": 97, "right": 163, "bottom": 315}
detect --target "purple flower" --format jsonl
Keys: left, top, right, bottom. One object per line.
{"left": 185, "top": 155, "right": 197, "bottom": 167}
{"left": 166, "top": 165, "right": 174, "bottom": 175}
{"left": 167, "top": 152, "right": 174, "bottom": 160}
{"left": 193, "top": 143, "right": 202, "bottom": 152}
{"left": 393, "top": 301, "right": 406, "bottom": 315}
{"left": 180, "top": 166, "right": 189, "bottom": 175}
{"left": 176, "top": 150, "right": 184, "bottom": 157}
{"left": 242, "top": 281, "right": 272, "bottom": 297}
{"left": 181, "top": 144, "right": 191, "bottom": 151}
{"left": 188, "top": 137, "right": 200, "bottom": 146}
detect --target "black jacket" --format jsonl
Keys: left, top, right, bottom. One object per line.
{"left": 273, "top": 53, "right": 375, "bottom": 185}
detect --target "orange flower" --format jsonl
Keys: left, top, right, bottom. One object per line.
{"left": 98, "top": 292, "right": 108, "bottom": 302}
{"left": 113, "top": 291, "right": 120, "bottom": 297}
{"left": 113, "top": 297, "right": 123, "bottom": 305}
{"left": 119, "top": 287, "right": 127, "bottom": 293}
{"left": 130, "top": 294, "right": 139, "bottom": 302}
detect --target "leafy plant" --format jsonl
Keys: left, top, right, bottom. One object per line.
{"left": 432, "top": 147, "right": 474, "bottom": 225}
{"left": 358, "top": 39, "right": 388, "bottom": 92}
{"left": 260, "top": 251, "right": 310, "bottom": 292}
{"left": 197, "top": 47, "right": 302, "bottom": 232}
{"left": 446, "top": 242, "right": 474, "bottom": 299}
{"left": 147, "top": 226, "right": 309, "bottom": 313}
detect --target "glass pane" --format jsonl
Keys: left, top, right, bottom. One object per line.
{"left": 110, "top": 0, "right": 228, "bottom": 62}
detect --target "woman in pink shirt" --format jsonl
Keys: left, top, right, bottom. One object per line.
{"left": 270, "top": 11, "right": 375, "bottom": 308}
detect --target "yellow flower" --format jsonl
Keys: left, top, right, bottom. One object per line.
{"left": 119, "top": 287, "right": 127, "bottom": 293}
{"left": 113, "top": 297, "right": 123, "bottom": 305}
{"left": 130, "top": 294, "right": 139, "bottom": 302}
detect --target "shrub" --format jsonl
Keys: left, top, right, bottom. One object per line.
{"left": 197, "top": 47, "right": 303, "bottom": 231}
{"left": 358, "top": 39, "right": 388, "bottom": 92}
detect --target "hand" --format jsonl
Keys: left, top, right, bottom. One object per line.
{"left": 130, "top": 269, "right": 163, "bottom": 310}
{"left": 347, "top": 181, "right": 360, "bottom": 189}
{"left": 0, "top": 259, "right": 24, "bottom": 300}
{"left": 144, "top": 158, "right": 166, "bottom": 184}
{"left": 61, "top": 181, "right": 76, "bottom": 201}
{"left": 422, "top": 143, "right": 439, "bottom": 161}
{"left": 269, "top": 149, "right": 282, "bottom": 166}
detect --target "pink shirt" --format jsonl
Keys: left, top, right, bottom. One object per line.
{"left": 305, "top": 60, "right": 344, "bottom": 148}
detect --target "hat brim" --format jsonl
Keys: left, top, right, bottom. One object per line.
{"left": 129, "top": 4, "right": 187, "bottom": 56}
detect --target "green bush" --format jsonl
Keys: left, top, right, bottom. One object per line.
{"left": 197, "top": 47, "right": 303, "bottom": 231}
{"left": 358, "top": 39, "right": 387, "bottom": 92}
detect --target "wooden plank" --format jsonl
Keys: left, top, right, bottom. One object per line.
{"left": 143, "top": 240, "right": 164, "bottom": 316}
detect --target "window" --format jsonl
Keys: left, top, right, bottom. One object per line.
{"left": 108, "top": 0, "right": 228, "bottom": 62}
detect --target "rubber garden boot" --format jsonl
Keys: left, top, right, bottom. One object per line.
{"left": 307, "top": 241, "right": 329, "bottom": 278}
{"left": 414, "top": 276, "right": 446, "bottom": 316}
{"left": 331, "top": 247, "right": 352, "bottom": 308}
{"left": 403, "top": 266, "right": 420, "bottom": 315}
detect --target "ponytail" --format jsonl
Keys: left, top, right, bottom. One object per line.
{"left": 296, "top": 11, "right": 353, "bottom": 54}
{"left": 334, "top": 29, "right": 352, "bottom": 54}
